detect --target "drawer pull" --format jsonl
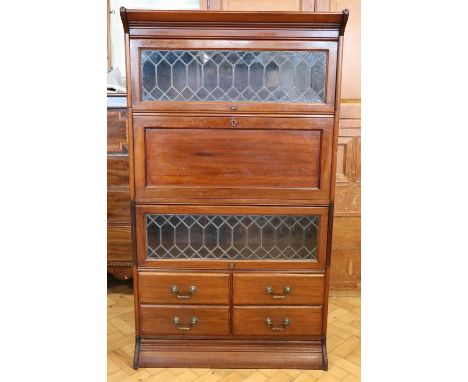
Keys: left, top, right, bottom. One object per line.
{"left": 170, "top": 285, "right": 197, "bottom": 299}
{"left": 265, "top": 285, "right": 292, "bottom": 299}
{"left": 172, "top": 316, "right": 198, "bottom": 331}
{"left": 265, "top": 317, "right": 291, "bottom": 331}
{"left": 230, "top": 105, "right": 237, "bottom": 111}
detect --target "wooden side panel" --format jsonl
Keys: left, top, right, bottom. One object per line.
{"left": 145, "top": 129, "right": 321, "bottom": 189}
{"left": 330, "top": 101, "right": 360, "bottom": 291}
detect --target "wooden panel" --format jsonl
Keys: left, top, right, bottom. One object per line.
{"left": 107, "top": 102, "right": 131, "bottom": 280}
{"left": 233, "top": 273, "right": 324, "bottom": 305}
{"left": 222, "top": 0, "right": 300, "bottom": 11}
{"left": 140, "top": 305, "right": 229, "bottom": 336}
{"left": 336, "top": 136, "right": 358, "bottom": 183}
{"left": 314, "top": 0, "right": 330, "bottom": 11}
{"left": 332, "top": 216, "right": 360, "bottom": 247}
{"left": 335, "top": 183, "right": 360, "bottom": 214}
{"left": 107, "top": 225, "right": 132, "bottom": 262}
{"left": 233, "top": 306, "right": 322, "bottom": 336}
{"left": 139, "top": 272, "right": 229, "bottom": 305}
{"left": 330, "top": 248, "right": 360, "bottom": 290}
{"left": 107, "top": 155, "right": 129, "bottom": 189}
{"left": 134, "top": 116, "right": 333, "bottom": 203}
{"left": 107, "top": 190, "right": 130, "bottom": 223}
{"left": 145, "top": 129, "right": 321, "bottom": 188}
{"left": 330, "top": 0, "right": 360, "bottom": 99}
{"left": 107, "top": 109, "right": 128, "bottom": 153}
{"left": 331, "top": 101, "right": 361, "bottom": 291}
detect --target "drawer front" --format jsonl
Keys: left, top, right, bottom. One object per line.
{"left": 140, "top": 306, "right": 229, "bottom": 336}
{"left": 233, "top": 306, "right": 322, "bottom": 337}
{"left": 233, "top": 273, "right": 324, "bottom": 305}
{"left": 107, "top": 190, "right": 130, "bottom": 223}
{"left": 107, "top": 155, "right": 129, "bottom": 188}
{"left": 107, "top": 109, "right": 128, "bottom": 153}
{"left": 107, "top": 225, "right": 132, "bottom": 262}
{"left": 136, "top": 205, "right": 329, "bottom": 270}
{"left": 139, "top": 272, "right": 229, "bottom": 304}
{"left": 130, "top": 40, "right": 338, "bottom": 114}
{"left": 133, "top": 115, "right": 332, "bottom": 204}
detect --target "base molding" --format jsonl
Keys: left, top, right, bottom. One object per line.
{"left": 134, "top": 338, "right": 327, "bottom": 370}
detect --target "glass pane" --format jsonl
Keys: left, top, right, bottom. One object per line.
{"left": 146, "top": 214, "right": 319, "bottom": 261}
{"left": 141, "top": 50, "right": 327, "bottom": 103}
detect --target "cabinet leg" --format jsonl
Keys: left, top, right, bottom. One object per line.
{"left": 322, "top": 337, "right": 328, "bottom": 371}
{"left": 133, "top": 336, "right": 140, "bottom": 369}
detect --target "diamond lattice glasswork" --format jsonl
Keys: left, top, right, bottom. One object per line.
{"left": 141, "top": 50, "right": 327, "bottom": 103}
{"left": 146, "top": 214, "right": 319, "bottom": 261}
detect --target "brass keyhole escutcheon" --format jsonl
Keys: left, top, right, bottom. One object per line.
{"left": 230, "top": 119, "right": 238, "bottom": 127}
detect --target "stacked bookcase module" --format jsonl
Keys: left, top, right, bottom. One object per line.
{"left": 121, "top": 7, "right": 348, "bottom": 370}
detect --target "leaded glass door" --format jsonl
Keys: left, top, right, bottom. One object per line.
{"left": 130, "top": 39, "right": 338, "bottom": 113}
{"left": 136, "top": 205, "right": 329, "bottom": 269}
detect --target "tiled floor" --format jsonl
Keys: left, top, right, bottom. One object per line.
{"left": 108, "top": 280, "right": 360, "bottom": 382}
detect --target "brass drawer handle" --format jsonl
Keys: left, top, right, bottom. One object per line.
{"left": 265, "top": 317, "right": 291, "bottom": 331}
{"left": 231, "top": 104, "right": 237, "bottom": 111}
{"left": 170, "top": 285, "right": 197, "bottom": 299}
{"left": 172, "top": 316, "right": 198, "bottom": 331}
{"left": 265, "top": 285, "right": 291, "bottom": 299}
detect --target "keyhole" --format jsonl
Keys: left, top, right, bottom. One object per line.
{"left": 231, "top": 119, "right": 237, "bottom": 127}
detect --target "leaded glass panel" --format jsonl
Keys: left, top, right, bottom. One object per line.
{"left": 141, "top": 50, "right": 327, "bottom": 103}
{"left": 146, "top": 214, "right": 319, "bottom": 261}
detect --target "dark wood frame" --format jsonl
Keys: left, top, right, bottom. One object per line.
{"left": 121, "top": 8, "right": 349, "bottom": 371}
{"left": 130, "top": 39, "right": 337, "bottom": 114}
{"left": 135, "top": 204, "right": 329, "bottom": 270}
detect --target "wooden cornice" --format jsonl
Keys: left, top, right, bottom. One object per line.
{"left": 120, "top": 7, "right": 349, "bottom": 37}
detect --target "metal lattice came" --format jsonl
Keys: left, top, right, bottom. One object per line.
{"left": 141, "top": 50, "right": 327, "bottom": 103}
{"left": 146, "top": 214, "right": 319, "bottom": 261}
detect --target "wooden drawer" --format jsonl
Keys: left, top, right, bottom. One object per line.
{"left": 107, "top": 108, "right": 127, "bottom": 153}
{"left": 140, "top": 305, "right": 229, "bottom": 336}
{"left": 107, "top": 190, "right": 130, "bottom": 223}
{"left": 107, "top": 155, "right": 129, "bottom": 188}
{"left": 133, "top": 115, "right": 333, "bottom": 204}
{"left": 138, "top": 272, "right": 229, "bottom": 305}
{"left": 233, "top": 273, "right": 325, "bottom": 305}
{"left": 107, "top": 225, "right": 132, "bottom": 262}
{"left": 233, "top": 306, "right": 322, "bottom": 337}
